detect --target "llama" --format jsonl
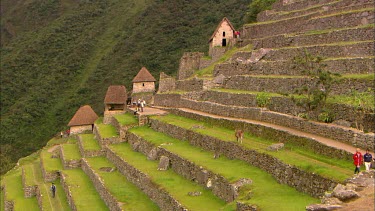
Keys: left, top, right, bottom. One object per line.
{"left": 235, "top": 129, "right": 244, "bottom": 144}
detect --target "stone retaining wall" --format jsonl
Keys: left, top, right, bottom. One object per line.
{"left": 271, "top": 0, "right": 335, "bottom": 12}
{"left": 59, "top": 146, "right": 81, "bottom": 169}
{"left": 77, "top": 136, "right": 105, "bottom": 158}
{"left": 159, "top": 72, "right": 176, "bottom": 93}
{"left": 153, "top": 94, "right": 374, "bottom": 151}
{"left": 81, "top": 159, "right": 122, "bottom": 211}
{"left": 214, "top": 57, "right": 374, "bottom": 76}
{"left": 197, "top": 90, "right": 374, "bottom": 132}
{"left": 243, "top": 8, "right": 374, "bottom": 39}
{"left": 176, "top": 78, "right": 204, "bottom": 92}
{"left": 105, "top": 147, "right": 186, "bottom": 211}
{"left": 21, "top": 167, "right": 37, "bottom": 198}
{"left": 93, "top": 125, "right": 121, "bottom": 147}
{"left": 60, "top": 173, "right": 77, "bottom": 211}
{"left": 3, "top": 186, "right": 14, "bottom": 211}
{"left": 40, "top": 155, "right": 59, "bottom": 182}
{"left": 127, "top": 132, "right": 243, "bottom": 203}
{"left": 35, "top": 187, "right": 43, "bottom": 211}
{"left": 150, "top": 118, "right": 338, "bottom": 197}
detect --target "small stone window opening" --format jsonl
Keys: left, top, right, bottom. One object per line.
{"left": 223, "top": 31, "right": 225, "bottom": 37}
{"left": 142, "top": 83, "right": 145, "bottom": 86}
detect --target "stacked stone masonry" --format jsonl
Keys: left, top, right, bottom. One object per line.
{"left": 127, "top": 132, "right": 244, "bottom": 203}
{"left": 3, "top": 186, "right": 14, "bottom": 211}
{"left": 81, "top": 159, "right": 122, "bottom": 211}
{"left": 154, "top": 94, "right": 374, "bottom": 150}
{"left": 40, "top": 155, "right": 59, "bottom": 182}
{"left": 21, "top": 167, "right": 37, "bottom": 198}
{"left": 60, "top": 173, "right": 78, "bottom": 211}
{"left": 242, "top": 7, "right": 374, "bottom": 39}
{"left": 149, "top": 118, "right": 338, "bottom": 197}
{"left": 77, "top": 135, "right": 105, "bottom": 158}
{"left": 93, "top": 125, "right": 121, "bottom": 147}
{"left": 59, "top": 145, "right": 81, "bottom": 169}
{"left": 105, "top": 147, "right": 187, "bottom": 211}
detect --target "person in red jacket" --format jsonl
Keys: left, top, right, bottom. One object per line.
{"left": 353, "top": 148, "right": 363, "bottom": 174}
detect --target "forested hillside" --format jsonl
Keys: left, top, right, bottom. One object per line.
{"left": 0, "top": 0, "right": 251, "bottom": 174}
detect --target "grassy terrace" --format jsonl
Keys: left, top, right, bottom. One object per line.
{"left": 79, "top": 134, "right": 101, "bottom": 151}
{"left": 129, "top": 126, "right": 319, "bottom": 210}
{"left": 114, "top": 112, "right": 138, "bottom": 126}
{"left": 85, "top": 157, "right": 159, "bottom": 211}
{"left": 1, "top": 169, "right": 39, "bottom": 210}
{"left": 109, "top": 143, "right": 231, "bottom": 211}
{"left": 151, "top": 114, "right": 353, "bottom": 182}
{"left": 62, "top": 143, "right": 81, "bottom": 161}
{"left": 62, "top": 169, "right": 108, "bottom": 211}
{"left": 40, "top": 149, "right": 63, "bottom": 173}
{"left": 95, "top": 118, "right": 118, "bottom": 138}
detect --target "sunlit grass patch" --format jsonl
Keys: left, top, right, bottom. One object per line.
{"left": 62, "top": 143, "right": 81, "bottom": 160}
{"left": 114, "top": 112, "right": 138, "bottom": 126}
{"left": 80, "top": 134, "right": 101, "bottom": 151}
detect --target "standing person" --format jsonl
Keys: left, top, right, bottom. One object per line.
{"left": 137, "top": 99, "right": 141, "bottom": 112}
{"left": 353, "top": 148, "right": 363, "bottom": 174}
{"left": 140, "top": 99, "right": 145, "bottom": 112}
{"left": 60, "top": 131, "right": 63, "bottom": 138}
{"left": 51, "top": 183, "right": 56, "bottom": 198}
{"left": 363, "top": 149, "right": 373, "bottom": 171}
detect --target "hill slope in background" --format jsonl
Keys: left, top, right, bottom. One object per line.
{"left": 0, "top": 0, "right": 250, "bottom": 174}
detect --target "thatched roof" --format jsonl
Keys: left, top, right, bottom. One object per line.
{"left": 209, "top": 17, "right": 235, "bottom": 42}
{"left": 132, "top": 67, "right": 156, "bottom": 83}
{"left": 68, "top": 105, "right": 98, "bottom": 126}
{"left": 104, "top": 85, "right": 127, "bottom": 104}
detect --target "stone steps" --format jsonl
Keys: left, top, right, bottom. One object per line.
{"left": 214, "top": 57, "right": 374, "bottom": 76}
{"left": 153, "top": 94, "right": 374, "bottom": 151}
{"left": 242, "top": 7, "right": 374, "bottom": 39}
{"left": 258, "top": 0, "right": 373, "bottom": 22}
{"left": 61, "top": 169, "right": 109, "bottom": 211}
{"left": 106, "top": 142, "right": 231, "bottom": 211}
{"left": 82, "top": 157, "right": 158, "bottom": 211}
{"left": 221, "top": 74, "right": 373, "bottom": 95}
{"left": 147, "top": 115, "right": 354, "bottom": 197}
{"left": 187, "top": 89, "right": 374, "bottom": 133}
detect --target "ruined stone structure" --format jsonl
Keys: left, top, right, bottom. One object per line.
{"left": 68, "top": 105, "right": 98, "bottom": 135}
{"left": 132, "top": 67, "right": 156, "bottom": 94}
{"left": 208, "top": 17, "right": 236, "bottom": 57}
{"left": 103, "top": 85, "right": 127, "bottom": 123}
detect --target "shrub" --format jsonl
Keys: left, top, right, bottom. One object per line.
{"left": 245, "top": 0, "right": 277, "bottom": 23}
{"left": 256, "top": 92, "right": 271, "bottom": 107}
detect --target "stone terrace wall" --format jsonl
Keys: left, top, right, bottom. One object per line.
{"left": 159, "top": 72, "right": 176, "bottom": 93}
{"left": 40, "top": 155, "right": 59, "bottom": 182}
{"left": 153, "top": 94, "right": 374, "bottom": 151}
{"left": 271, "top": 0, "right": 335, "bottom": 12}
{"left": 21, "top": 167, "right": 37, "bottom": 198}
{"left": 243, "top": 8, "right": 374, "bottom": 39}
{"left": 59, "top": 146, "right": 81, "bottom": 169}
{"left": 81, "top": 159, "right": 122, "bottom": 211}
{"left": 178, "top": 52, "right": 204, "bottom": 80}
{"left": 150, "top": 119, "right": 338, "bottom": 197}
{"left": 106, "top": 147, "right": 186, "bottom": 211}
{"left": 127, "top": 132, "right": 243, "bottom": 203}
{"left": 214, "top": 57, "right": 374, "bottom": 76}
{"left": 176, "top": 78, "right": 204, "bottom": 92}
{"left": 93, "top": 125, "right": 121, "bottom": 147}
{"left": 3, "top": 186, "right": 14, "bottom": 211}
{"left": 60, "top": 173, "right": 77, "bottom": 211}
{"left": 77, "top": 136, "right": 105, "bottom": 158}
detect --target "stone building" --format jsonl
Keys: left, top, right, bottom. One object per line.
{"left": 132, "top": 67, "right": 156, "bottom": 94}
{"left": 68, "top": 105, "right": 98, "bottom": 135}
{"left": 103, "top": 85, "right": 127, "bottom": 124}
{"left": 208, "top": 17, "right": 235, "bottom": 57}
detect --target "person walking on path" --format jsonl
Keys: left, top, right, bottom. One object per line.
{"left": 51, "top": 183, "right": 56, "bottom": 198}
{"left": 353, "top": 148, "right": 363, "bottom": 174}
{"left": 363, "top": 149, "right": 373, "bottom": 171}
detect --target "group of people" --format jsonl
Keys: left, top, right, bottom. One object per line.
{"left": 135, "top": 99, "right": 146, "bottom": 112}
{"left": 353, "top": 148, "right": 374, "bottom": 174}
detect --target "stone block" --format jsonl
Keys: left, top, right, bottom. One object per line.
{"left": 157, "top": 156, "right": 170, "bottom": 171}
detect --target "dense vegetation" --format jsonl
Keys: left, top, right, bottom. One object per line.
{"left": 0, "top": 0, "right": 251, "bottom": 174}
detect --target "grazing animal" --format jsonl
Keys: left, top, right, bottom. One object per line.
{"left": 235, "top": 129, "right": 244, "bottom": 144}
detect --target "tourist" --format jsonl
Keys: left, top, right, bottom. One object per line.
{"left": 137, "top": 99, "right": 141, "bottom": 112}
{"left": 353, "top": 148, "right": 363, "bottom": 174}
{"left": 60, "top": 131, "right": 63, "bottom": 138}
{"left": 51, "top": 183, "right": 56, "bottom": 198}
{"left": 363, "top": 149, "right": 373, "bottom": 171}
{"left": 141, "top": 99, "right": 146, "bottom": 112}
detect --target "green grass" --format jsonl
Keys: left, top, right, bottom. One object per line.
{"left": 151, "top": 114, "right": 353, "bottom": 182}
{"left": 40, "top": 149, "right": 63, "bottom": 173}
{"left": 129, "top": 126, "right": 319, "bottom": 210}
{"left": 340, "top": 74, "right": 374, "bottom": 80}
{"left": 1, "top": 188, "right": 4, "bottom": 211}
{"left": 62, "top": 169, "right": 109, "bottom": 211}
{"left": 304, "top": 23, "right": 374, "bottom": 35}
{"left": 109, "top": 143, "right": 232, "bottom": 211}
{"left": 86, "top": 157, "right": 159, "bottom": 211}
{"left": 62, "top": 144, "right": 81, "bottom": 161}
{"left": 46, "top": 137, "right": 69, "bottom": 147}
{"left": 79, "top": 134, "right": 101, "bottom": 151}
{"left": 310, "top": 7, "right": 375, "bottom": 20}
{"left": 114, "top": 112, "right": 138, "bottom": 126}
{"left": 96, "top": 123, "right": 119, "bottom": 138}
{"left": 2, "top": 169, "right": 39, "bottom": 210}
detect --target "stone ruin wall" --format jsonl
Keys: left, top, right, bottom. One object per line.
{"left": 177, "top": 52, "right": 204, "bottom": 80}
{"left": 104, "top": 111, "right": 125, "bottom": 124}
{"left": 3, "top": 185, "right": 14, "bottom": 211}
{"left": 158, "top": 72, "right": 176, "bottom": 93}
{"left": 132, "top": 82, "right": 155, "bottom": 94}
{"left": 40, "top": 154, "right": 59, "bottom": 182}
{"left": 149, "top": 118, "right": 338, "bottom": 198}
{"left": 59, "top": 145, "right": 81, "bottom": 169}
{"left": 70, "top": 125, "right": 93, "bottom": 135}
{"left": 21, "top": 167, "right": 37, "bottom": 198}
{"left": 93, "top": 125, "right": 121, "bottom": 147}
{"left": 153, "top": 94, "right": 374, "bottom": 150}
{"left": 77, "top": 135, "right": 105, "bottom": 158}
{"left": 126, "top": 132, "right": 241, "bottom": 203}
{"left": 60, "top": 173, "right": 78, "bottom": 211}
{"left": 105, "top": 147, "right": 187, "bottom": 211}
{"left": 81, "top": 159, "right": 122, "bottom": 211}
